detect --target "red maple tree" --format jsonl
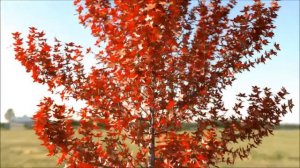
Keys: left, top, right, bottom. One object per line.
{"left": 12, "top": 0, "right": 293, "bottom": 167}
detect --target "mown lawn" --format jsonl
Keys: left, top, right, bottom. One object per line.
{"left": 1, "top": 129, "right": 59, "bottom": 168}
{"left": 219, "top": 129, "right": 300, "bottom": 168}
{"left": 1, "top": 129, "right": 299, "bottom": 168}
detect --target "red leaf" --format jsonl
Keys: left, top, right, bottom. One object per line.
{"left": 274, "top": 43, "right": 280, "bottom": 51}
{"left": 47, "top": 143, "right": 56, "bottom": 156}
{"left": 166, "top": 100, "right": 175, "bottom": 110}
{"left": 12, "top": 32, "right": 21, "bottom": 38}
{"left": 57, "top": 153, "right": 66, "bottom": 165}
{"left": 42, "top": 44, "right": 51, "bottom": 52}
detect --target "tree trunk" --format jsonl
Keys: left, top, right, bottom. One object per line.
{"left": 149, "top": 108, "right": 155, "bottom": 168}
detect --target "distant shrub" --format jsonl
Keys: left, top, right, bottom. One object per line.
{"left": 0, "top": 123, "right": 10, "bottom": 130}
{"left": 71, "top": 120, "right": 106, "bottom": 129}
{"left": 181, "top": 122, "right": 197, "bottom": 131}
{"left": 181, "top": 122, "right": 299, "bottom": 130}
{"left": 276, "top": 124, "right": 300, "bottom": 130}
{"left": 24, "top": 123, "right": 33, "bottom": 129}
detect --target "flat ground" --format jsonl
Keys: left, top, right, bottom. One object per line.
{"left": 1, "top": 129, "right": 299, "bottom": 168}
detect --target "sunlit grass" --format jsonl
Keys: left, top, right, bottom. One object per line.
{"left": 1, "top": 129, "right": 60, "bottom": 168}
{"left": 219, "top": 130, "right": 300, "bottom": 168}
{"left": 1, "top": 129, "right": 299, "bottom": 167}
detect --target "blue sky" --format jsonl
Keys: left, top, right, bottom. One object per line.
{"left": 1, "top": 1, "right": 299, "bottom": 123}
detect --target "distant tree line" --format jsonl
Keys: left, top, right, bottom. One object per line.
{"left": 1, "top": 120, "right": 298, "bottom": 130}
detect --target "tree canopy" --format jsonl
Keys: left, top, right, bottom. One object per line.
{"left": 5, "top": 108, "right": 15, "bottom": 122}
{"left": 12, "top": 0, "right": 293, "bottom": 167}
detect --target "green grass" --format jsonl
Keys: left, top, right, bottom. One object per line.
{"left": 219, "top": 130, "right": 300, "bottom": 168}
{"left": 1, "top": 129, "right": 299, "bottom": 168}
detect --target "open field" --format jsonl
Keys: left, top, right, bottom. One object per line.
{"left": 1, "top": 129, "right": 59, "bottom": 168}
{"left": 1, "top": 129, "right": 299, "bottom": 168}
